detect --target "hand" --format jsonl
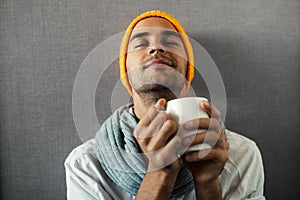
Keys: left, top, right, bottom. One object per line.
{"left": 133, "top": 98, "right": 182, "bottom": 173}
{"left": 182, "top": 101, "right": 229, "bottom": 186}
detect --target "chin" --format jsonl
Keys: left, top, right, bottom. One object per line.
{"left": 134, "top": 84, "right": 183, "bottom": 105}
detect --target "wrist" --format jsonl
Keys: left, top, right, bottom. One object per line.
{"left": 194, "top": 179, "right": 222, "bottom": 200}
{"left": 147, "top": 168, "right": 179, "bottom": 185}
{"left": 147, "top": 159, "right": 181, "bottom": 175}
{"left": 136, "top": 170, "right": 179, "bottom": 199}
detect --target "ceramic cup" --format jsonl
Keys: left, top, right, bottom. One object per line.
{"left": 166, "top": 97, "right": 212, "bottom": 151}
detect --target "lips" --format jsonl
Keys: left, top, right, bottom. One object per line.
{"left": 144, "top": 58, "right": 173, "bottom": 68}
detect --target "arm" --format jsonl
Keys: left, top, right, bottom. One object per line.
{"left": 182, "top": 101, "right": 228, "bottom": 200}
{"left": 64, "top": 142, "right": 131, "bottom": 200}
{"left": 65, "top": 153, "right": 112, "bottom": 200}
{"left": 219, "top": 130, "right": 266, "bottom": 200}
{"left": 135, "top": 169, "right": 180, "bottom": 200}
{"left": 134, "top": 99, "right": 182, "bottom": 199}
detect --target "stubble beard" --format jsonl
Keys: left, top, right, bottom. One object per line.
{"left": 135, "top": 84, "right": 179, "bottom": 107}
{"left": 129, "top": 70, "right": 187, "bottom": 107}
{"left": 128, "top": 54, "right": 188, "bottom": 107}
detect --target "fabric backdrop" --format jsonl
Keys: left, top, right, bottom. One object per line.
{"left": 0, "top": 0, "right": 299, "bottom": 199}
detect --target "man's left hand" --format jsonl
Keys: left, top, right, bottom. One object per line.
{"left": 182, "top": 101, "right": 229, "bottom": 199}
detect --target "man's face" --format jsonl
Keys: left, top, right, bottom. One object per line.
{"left": 126, "top": 17, "right": 188, "bottom": 100}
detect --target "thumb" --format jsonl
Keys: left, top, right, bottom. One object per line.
{"left": 155, "top": 98, "right": 166, "bottom": 110}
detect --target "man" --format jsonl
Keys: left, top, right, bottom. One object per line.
{"left": 65, "top": 10, "right": 265, "bottom": 199}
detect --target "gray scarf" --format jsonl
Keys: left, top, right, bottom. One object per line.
{"left": 95, "top": 104, "right": 194, "bottom": 198}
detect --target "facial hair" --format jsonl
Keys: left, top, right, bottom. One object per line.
{"left": 135, "top": 84, "right": 178, "bottom": 107}
{"left": 128, "top": 54, "right": 187, "bottom": 107}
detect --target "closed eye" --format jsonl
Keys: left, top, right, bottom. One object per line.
{"left": 134, "top": 41, "right": 149, "bottom": 48}
{"left": 163, "top": 41, "right": 180, "bottom": 46}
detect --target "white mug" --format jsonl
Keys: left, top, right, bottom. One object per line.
{"left": 166, "top": 97, "right": 212, "bottom": 151}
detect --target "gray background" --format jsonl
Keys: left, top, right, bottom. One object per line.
{"left": 1, "top": 0, "right": 299, "bottom": 199}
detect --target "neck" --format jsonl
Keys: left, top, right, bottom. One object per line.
{"left": 132, "top": 93, "right": 149, "bottom": 120}
{"left": 132, "top": 87, "right": 188, "bottom": 120}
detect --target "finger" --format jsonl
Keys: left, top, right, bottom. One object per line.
{"left": 146, "top": 98, "right": 169, "bottom": 137}
{"left": 200, "top": 101, "right": 221, "bottom": 119}
{"left": 147, "top": 136, "right": 182, "bottom": 171}
{"left": 183, "top": 118, "right": 209, "bottom": 130}
{"left": 182, "top": 130, "right": 228, "bottom": 155}
{"left": 138, "top": 106, "right": 159, "bottom": 128}
{"left": 135, "top": 112, "right": 168, "bottom": 140}
{"left": 182, "top": 131, "right": 220, "bottom": 147}
{"left": 134, "top": 108, "right": 161, "bottom": 140}
{"left": 209, "top": 130, "right": 228, "bottom": 149}
{"left": 137, "top": 98, "right": 167, "bottom": 128}
{"left": 184, "top": 148, "right": 228, "bottom": 163}
{"left": 183, "top": 118, "right": 222, "bottom": 134}
{"left": 154, "top": 98, "right": 167, "bottom": 110}
{"left": 184, "top": 148, "right": 213, "bottom": 162}
{"left": 148, "top": 111, "right": 168, "bottom": 135}
{"left": 159, "top": 135, "right": 182, "bottom": 163}
{"left": 150, "top": 119, "right": 177, "bottom": 149}
{"left": 220, "top": 131, "right": 229, "bottom": 150}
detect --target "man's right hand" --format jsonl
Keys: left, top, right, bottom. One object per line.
{"left": 133, "top": 98, "right": 182, "bottom": 173}
{"left": 133, "top": 98, "right": 183, "bottom": 199}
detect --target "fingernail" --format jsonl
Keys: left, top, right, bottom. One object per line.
{"left": 202, "top": 100, "right": 209, "bottom": 106}
{"left": 183, "top": 121, "right": 194, "bottom": 130}
{"left": 155, "top": 99, "right": 165, "bottom": 110}
{"left": 155, "top": 99, "right": 161, "bottom": 105}
{"left": 155, "top": 101, "right": 161, "bottom": 107}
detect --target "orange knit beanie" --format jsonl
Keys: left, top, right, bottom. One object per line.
{"left": 119, "top": 10, "right": 194, "bottom": 95}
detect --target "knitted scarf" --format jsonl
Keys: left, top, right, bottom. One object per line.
{"left": 95, "top": 104, "right": 194, "bottom": 198}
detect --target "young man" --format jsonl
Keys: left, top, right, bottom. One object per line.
{"left": 65, "top": 10, "right": 265, "bottom": 200}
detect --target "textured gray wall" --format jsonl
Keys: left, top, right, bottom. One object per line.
{"left": 0, "top": 0, "right": 299, "bottom": 199}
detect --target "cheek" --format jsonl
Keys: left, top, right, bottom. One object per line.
{"left": 173, "top": 55, "right": 188, "bottom": 73}
{"left": 126, "top": 51, "right": 144, "bottom": 69}
{"left": 168, "top": 47, "right": 187, "bottom": 61}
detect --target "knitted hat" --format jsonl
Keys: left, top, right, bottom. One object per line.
{"left": 119, "top": 10, "right": 194, "bottom": 95}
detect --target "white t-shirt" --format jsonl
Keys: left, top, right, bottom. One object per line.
{"left": 65, "top": 130, "right": 266, "bottom": 200}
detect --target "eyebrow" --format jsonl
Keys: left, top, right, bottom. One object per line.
{"left": 129, "top": 30, "right": 181, "bottom": 42}
{"left": 129, "top": 32, "right": 149, "bottom": 42}
{"left": 161, "top": 30, "right": 181, "bottom": 38}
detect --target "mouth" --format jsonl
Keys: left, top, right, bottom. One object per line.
{"left": 144, "top": 58, "right": 174, "bottom": 69}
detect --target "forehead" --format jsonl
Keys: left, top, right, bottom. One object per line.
{"left": 132, "top": 17, "right": 178, "bottom": 32}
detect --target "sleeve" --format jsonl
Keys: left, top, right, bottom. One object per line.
{"left": 220, "top": 131, "right": 266, "bottom": 200}
{"left": 64, "top": 150, "right": 115, "bottom": 200}
{"left": 242, "top": 142, "right": 266, "bottom": 200}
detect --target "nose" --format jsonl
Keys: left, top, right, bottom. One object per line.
{"left": 148, "top": 48, "right": 165, "bottom": 55}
